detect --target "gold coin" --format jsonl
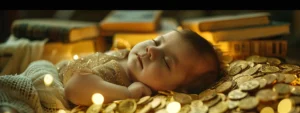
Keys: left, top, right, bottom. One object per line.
{"left": 238, "top": 96, "right": 259, "bottom": 110}
{"left": 229, "top": 66, "right": 242, "bottom": 76}
{"left": 136, "top": 104, "right": 151, "bottom": 113}
{"left": 227, "top": 100, "right": 240, "bottom": 109}
{"left": 272, "top": 83, "right": 291, "bottom": 95}
{"left": 228, "top": 89, "right": 248, "bottom": 100}
{"left": 247, "top": 61, "right": 255, "bottom": 67}
{"left": 190, "top": 100, "right": 203, "bottom": 108}
{"left": 235, "top": 75, "right": 253, "bottom": 87}
{"left": 151, "top": 98, "right": 161, "bottom": 109}
{"left": 241, "top": 64, "right": 262, "bottom": 76}
{"left": 217, "top": 93, "right": 226, "bottom": 101}
{"left": 71, "top": 105, "right": 88, "bottom": 113}
{"left": 216, "top": 81, "right": 233, "bottom": 93}
{"left": 291, "top": 86, "right": 300, "bottom": 96}
{"left": 263, "top": 74, "right": 277, "bottom": 85}
{"left": 155, "top": 109, "right": 168, "bottom": 113}
{"left": 252, "top": 72, "right": 265, "bottom": 78}
{"left": 232, "top": 74, "right": 244, "bottom": 81}
{"left": 117, "top": 99, "right": 137, "bottom": 113}
{"left": 158, "top": 91, "right": 172, "bottom": 96}
{"left": 260, "top": 106, "right": 275, "bottom": 113}
{"left": 267, "top": 57, "right": 281, "bottom": 65}
{"left": 277, "top": 98, "right": 295, "bottom": 113}
{"left": 222, "top": 55, "right": 233, "bottom": 64}
{"left": 203, "top": 94, "right": 221, "bottom": 107}
{"left": 198, "top": 89, "right": 217, "bottom": 102}
{"left": 282, "top": 68, "right": 294, "bottom": 73}
{"left": 190, "top": 104, "right": 208, "bottom": 113}
{"left": 228, "top": 60, "right": 249, "bottom": 72}
{"left": 290, "top": 96, "right": 300, "bottom": 104}
{"left": 178, "top": 105, "right": 191, "bottom": 113}
{"left": 253, "top": 77, "right": 267, "bottom": 89}
{"left": 260, "top": 65, "right": 280, "bottom": 73}
{"left": 284, "top": 74, "right": 297, "bottom": 84}
{"left": 238, "top": 79, "right": 260, "bottom": 91}
{"left": 137, "top": 96, "right": 151, "bottom": 105}
{"left": 280, "top": 64, "right": 299, "bottom": 69}
{"left": 290, "top": 107, "right": 300, "bottom": 113}
{"left": 86, "top": 104, "right": 102, "bottom": 113}
{"left": 189, "top": 94, "right": 199, "bottom": 100}
{"left": 208, "top": 101, "right": 228, "bottom": 113}
{"left": 246, "top": 55, "right": 267, "bottom": 63}
{"left": 173, "top": 93, "right": 192, "bottom": 105}
{"left": 256, "top": 89, "right": 278, "bottom": 102}
{"left": 274, "top": 73, "right": 285, "bottom": 83}
{"left": 103, "top": 103, "right": 117, "bottom": 113}
{"left": 155, "top": 97, "right": 166, "bottom": 110}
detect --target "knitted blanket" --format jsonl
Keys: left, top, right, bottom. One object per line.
{"left": 0, "top": 60, "right": 71, "bottom": 113}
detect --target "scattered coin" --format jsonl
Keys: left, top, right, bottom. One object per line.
{"left": 273, "top": 83, "right": 291, "bottom": 95}
{"left": 208, "top": 101, "right": 228, "bottom": 113}
{"left": 228, "top": 89, "right": 248, "bottom": 100}
{"left": 117, "top": 99, "right": 137, "bottom": 113}
{"left": 198, "top": 89, "right": 217, "bottom": 102}
{"left": 260, "top": 106, "right": 275, "bottom": 113}
{"left": 256, "top": 89, "right": 278, "bottom": 102}
{"left": 70, "top": 55, "right": 300, "bottom": 113}
{"left": 277, "top": 98, "right": 295, "bottom": 113}
{"left": 238, "top": 79, "right": 260, "bottom": 92}
{"left": 267, "top": 57, "right": 281, "bottom": 65}
{"left": 215, "top": 81, "right": 233, "bottom": 93}
{"left": 238, "top": 96, "right": 259, "bottom": 110}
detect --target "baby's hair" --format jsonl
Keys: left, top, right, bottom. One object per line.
{"left": 174, "top": 29, "right": 222, "bottom": 94}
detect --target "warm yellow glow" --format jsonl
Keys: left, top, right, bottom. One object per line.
{"left": 44, "top": 74, "right": 53, "bottom": 86}
{"left": 166, "top": 101, "right": 181, "bottom": 113}
{"left": 73, "top": 55, "right": 79, "bottom": 60}
{"left": 92, "top": 93, "right": 104, "bottom": 105}
{"left": 278, "top": 99, "right": 293, "bottom": 113}
{"left": 114, "top": 38, "right": 132, "bottom": 50}
{"left": 177, "top": 26, "right": 182, "bottom": 30}
{"left": 57, "top": 109, "right": 66, "bottom": 113}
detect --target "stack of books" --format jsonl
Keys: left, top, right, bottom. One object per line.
{"left": 10, "top": 19, "right": 106, "bottom": 64}
{"left": 99, "top": 10, "right": 180, "bottom": 50}
{"left": 181, "top": 12, "right": 290, "bottom": 59}
{"left": 8, "top": 10, "right": 179, "bottom": 64}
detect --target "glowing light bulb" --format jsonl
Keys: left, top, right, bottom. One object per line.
{"left": 92, "top": 93, "right": 104, "bottom": 105}
{"left": 177, "top": 26, "right": 183, "bottom": 30}
{"left": 44, "top": 74, "right": 53, "bottom": 86}
{"left": 57, "top": 109, "right": 66, "bottom": 113}
{"left": 73, "top": 55, "right": 79, "bottom": 60}
{"left": 166, "top": 101, "right": 181, "bottom": 113}
{"left": 86, "top": 93, "right": 104, "bottom": 113}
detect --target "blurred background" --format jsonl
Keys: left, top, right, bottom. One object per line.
{"left": 1, "top": 10, "right": 298, "bottom": 43}
{"left": 1, "top": 10, "right": 300, "bottom": 75}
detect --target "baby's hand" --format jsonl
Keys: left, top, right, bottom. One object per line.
{"left": 128, "top": 82, "right": 152, "bottom": 99}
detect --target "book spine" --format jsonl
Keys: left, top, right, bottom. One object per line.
{"left": 11, "top": 23, "right": 71, "bottom": 43}
{"left": 224, "top": 40, "right": 287, "bottom": 59}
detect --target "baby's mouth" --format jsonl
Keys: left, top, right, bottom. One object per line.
{"left": 136, "top": 53, "right": 143, "bottom": 69}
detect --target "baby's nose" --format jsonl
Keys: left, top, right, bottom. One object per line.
{"left": 146, "top": 46, "right": 161, "bottom": 60}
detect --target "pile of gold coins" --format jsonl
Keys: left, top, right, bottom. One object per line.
{"left": 70, "top": 55, "right": 300, "bottom": 113}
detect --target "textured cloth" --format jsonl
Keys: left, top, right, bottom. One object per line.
{"left": 58, "top": 49, "right": 131, "bottom": 87}
{"left": 0, "top": 35, "right": 47, "bottom": 75}
{"left": 0, "top": 60, "right": 70, "bottom": 113}
{"left": 0, "top": 49, "right": 130, "bottom": 113}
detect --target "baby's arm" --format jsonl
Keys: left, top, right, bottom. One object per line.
{"left": 64, "top": 72, "right": 151, "bottom": 106}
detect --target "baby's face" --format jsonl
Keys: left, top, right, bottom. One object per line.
{"left": 127, "top": 31, "right": 210, "bottom": 91}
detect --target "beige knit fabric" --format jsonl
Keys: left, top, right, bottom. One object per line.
{"left": 0, "top": 50, "right": 130, "bottom": 113}
{"left": 0, "top": 60, "right": 70, "bottom": 113}
{"left": 0, "top": 35, "right": 47, "bottom": 75}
